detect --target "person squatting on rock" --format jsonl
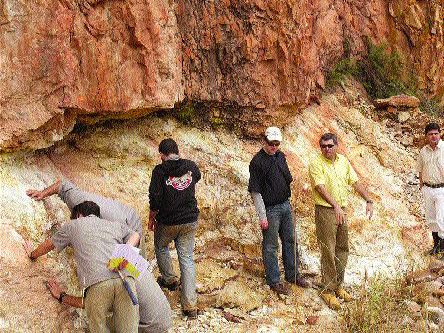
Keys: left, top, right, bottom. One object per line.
{"left": 26, "top": 179, "right": 172, "bottom": 332}
{"left": 248, "top": 126, "right": 309, "bottom": 296}
{"left": 308, "top": 132, "right": 373, "bottom": 310}
{"left": 148, "top": 138, "right": 201, "bottom": 319}
{"left": 24, "top": 201, "right": 140, "bottom": 333}
{"left": 417, "top": 123, "right": 444, "bottom": 255}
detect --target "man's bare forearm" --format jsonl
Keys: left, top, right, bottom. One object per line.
{"left": 43, "top": 179, "right": 62, "bottom": 197}
{"left": 61, "top": 294, "right": 84, "bottom": 308}
{"left": 30, "top": 239, "right": 55, "bottom": 260}
{"left": 315, "top": 185, "right": 340, "bottom": 208}
{"left": 352, "top": 182, "right": 372, "bottom": 202}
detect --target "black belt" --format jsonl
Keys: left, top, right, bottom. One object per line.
{"left": 424, "top": 182, "right": 444, "bottom": 188}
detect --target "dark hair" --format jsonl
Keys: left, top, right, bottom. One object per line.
{"left": 425, "top": 123, "right": 440, "bottom": 135}
{"left": 319, "top": 133, "right": 338, "bottom": 145}
{"left": 158, "top": 138, "right": 179, "bottom": 155}
{"left": 71, "top": 201, "right": 101, "bottom": 219}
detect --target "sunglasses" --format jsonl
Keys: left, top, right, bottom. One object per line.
{"left": 320, "top": 144, "right": 335, "bottom": 149}
{"left": 266, "top": 140, "right": 280, "bottom": 147}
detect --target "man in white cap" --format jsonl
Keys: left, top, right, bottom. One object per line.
{"left": 248, "top": 126, "right": 308, "bottom": 296}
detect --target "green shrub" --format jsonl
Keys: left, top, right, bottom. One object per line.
{"left": 326, "top": 58, "right": 357, "bottom": 87}
{"left": 326, "top": 41, "right": 419, "bottom": 100}
{"left": 356, "top": 42, "right": 412, "bottom": 99}
{"left": 420, "top": 98, "right": 443, "bottom": 117}
{"left": 177, "top": 103, "right": 195, "bottom": 124}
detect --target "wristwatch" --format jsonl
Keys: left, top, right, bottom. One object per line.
{"left": 58, "top": 292, "right": 67, "bottom": 303}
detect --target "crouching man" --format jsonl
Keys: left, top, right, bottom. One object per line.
{"left": 24, "top": 201, "right": 140, "bottom": 333}
{"left": 26, "top": 178, "right": 172, "bottom": 332}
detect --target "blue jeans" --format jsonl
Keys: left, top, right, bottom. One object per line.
{"left": 154, "top": 221, "right": 197, "bottom": 311}
{"left": 262, "top": 200, "right": 300, "bottom": 285}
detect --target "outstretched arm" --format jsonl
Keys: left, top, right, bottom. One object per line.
{"left": 46, "top": 279, "right": 84, "bottom": 308}
{"left": 24, "top": 239, "right": 55, "bottom": 260}
{"left": 26, "top": 179, "right": 61, "bottom": 201}
{"left": 352, "top": 181, "right": 373, "bottom": 220}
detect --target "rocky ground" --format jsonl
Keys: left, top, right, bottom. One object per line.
{"left": 0, "top": 81, "right": 438, "bottom": 332}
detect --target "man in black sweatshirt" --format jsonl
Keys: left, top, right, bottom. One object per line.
{"left": 249, "top": 127, "right": 308, "bottom": 296}
{"left": 148, "top": 138, "right": 201, "bottom": 319}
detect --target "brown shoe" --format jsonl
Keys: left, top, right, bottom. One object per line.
{"left": 335, "top": 287, "right": 353, "bottom": 302}
{"left": 157, "top": 276, "right": 179, "bottom": 291}
{"left": 295, "top": 276, "right": 310, "bottom": 288}
{"left": 286, "top": 275, "right": 311, "bottom": 288}
{"left": 270, "top": 282, "right": 290, "bottom": 296}
{"left": 320, "top": 292, "right": 341, "bottom": 310}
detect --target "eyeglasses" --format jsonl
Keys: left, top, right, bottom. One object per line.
{"left": 266, "top": 140, "right": 280, "bottom": 147}
{"left": 320, "top": 144, "right": 335, "bottom": 149}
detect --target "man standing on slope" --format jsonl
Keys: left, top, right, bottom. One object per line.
{"left": 417, "top": 123, "right": 444, "bottom": 255}
{"left": 309, "top": 132, "right": 373, "bottom": 310}
{"left": 149, "top": 138, "right": 201, "bottom": 319}
{"left": 248, "top": 126, "right": 309, "bottom": 296}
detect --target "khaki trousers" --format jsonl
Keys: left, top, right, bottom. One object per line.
{"left": 315, "top": 205, "right": 349, "bottom": 292}
{"left": 85, "top": 277, "right": 139, "bottom": 333}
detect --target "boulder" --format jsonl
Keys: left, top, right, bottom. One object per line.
{"left": 426, "top": 307, "right": 444, "bottom": 326}
{"left": 215, "top": 280, "right": 266, "bottom": 312}
{"left": 374, "top": 95, "right": 420, "bottom": 109}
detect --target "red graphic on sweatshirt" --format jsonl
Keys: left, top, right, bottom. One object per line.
{"left": 166, "top": 171, "right": 193, "bottom": 191}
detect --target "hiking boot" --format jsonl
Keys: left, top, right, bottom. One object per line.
{"left": 157, "top": 276, "right": 179, "bottom": 291}
{"left": 320, "top": 292, "right": 341, "bottom": 310}
{"left": 270, "top": 282, "right": 290, "bottom": 296}
{"left": 287, "top": 275, "right": 310, "bottom": 288}
{"left": 182, "top": 309, "right": 199, "bottom": 319}
{"left": 429, "top": 232, "right": 441, "bottom": 255}
{"left": 295, "top": 276, "right": 310, "bottom": 288}
{"left": 335, "top": 287, "right": 353, "bottom": 302}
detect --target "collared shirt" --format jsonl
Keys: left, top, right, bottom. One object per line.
{"left": 51, "top": 215, "right": 134, "bottom": 289}
{"left": 58, "top": 179, "right": 142, "bottom": 236}
{"left": 417, "top": 140, "right": 444, "bottom": 184}
{"left": 309, "top": 153, "right": 358, "bottom": 207}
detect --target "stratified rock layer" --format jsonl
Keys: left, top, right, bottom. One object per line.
{"left": 0, "top": 82, "right": 430, "bottom": 331}
{"left": 0, "top": 0, "right": 443, "bottom": 150}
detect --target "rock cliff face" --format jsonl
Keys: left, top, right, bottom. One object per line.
{"left": 0, "top": 83, "right": 430, "bottom": 331}
{"left": 0, "top": 0, "right": 442, "bottom": 150}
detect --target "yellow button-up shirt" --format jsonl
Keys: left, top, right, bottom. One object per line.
{"left": 309, "top": 153, "right": 359, "bottom": 207}
{"left": 417, "top": 140, "right": 444, "bottom": 184}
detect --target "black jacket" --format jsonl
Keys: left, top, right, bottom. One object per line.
{"left": 149, "top": 158, "right": 201, "bottom": 225}
{"left": 248, "top": 149, "right": 293, "bottom": 207}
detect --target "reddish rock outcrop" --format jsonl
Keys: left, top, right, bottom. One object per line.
{"left": 0, "top": 0, "right": 442, "bottom": 150}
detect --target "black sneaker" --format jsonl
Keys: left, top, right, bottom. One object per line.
{"left": 182, "top": 309, "right": 198, "bottom": 319}
{"left": 157, "top": 276, "right": 179, "bottom": 291}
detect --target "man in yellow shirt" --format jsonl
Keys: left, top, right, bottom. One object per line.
{"left": 309, "top": 133, "right": 373, "bottom": 310}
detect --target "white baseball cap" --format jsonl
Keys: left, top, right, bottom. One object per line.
{"left": 264, "top": 126, "right": 282, "bottom": 142}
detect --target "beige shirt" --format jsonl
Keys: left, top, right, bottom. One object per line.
{"left": 417, "top": 140, "right": 444, "bottom": 184}
{"left": 52, "top": 215, "right": 134, "bottom": 289}
{"left": 58, "top": 179, "right": 142, "bottom": 236}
